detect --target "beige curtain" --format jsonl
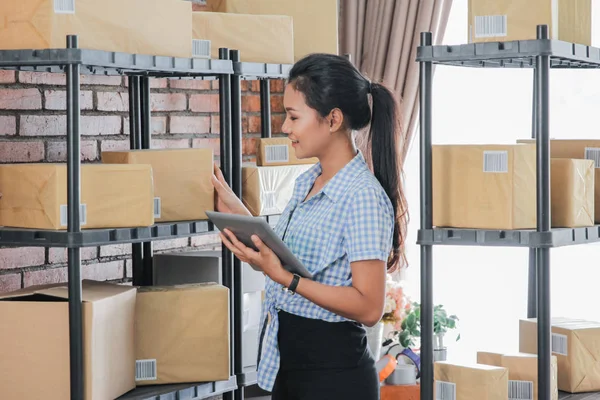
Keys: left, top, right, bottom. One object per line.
{"left": 340, "top": 0, "right": 453, "bottom": 164}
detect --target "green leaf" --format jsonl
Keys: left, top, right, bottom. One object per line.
{"left": 406, "top": 312, "right": 417, "bottom": 328}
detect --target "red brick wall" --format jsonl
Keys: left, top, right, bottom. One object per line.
{"left": 0, "top": 70, "right": 286, "bottom": 293}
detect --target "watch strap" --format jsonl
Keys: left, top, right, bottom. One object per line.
{"left": 287, "top": 274, "right": 300, "bottom": 294}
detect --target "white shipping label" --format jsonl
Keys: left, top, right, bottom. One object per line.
{"left": 483, "top": 150, "right": 509, "bottom": 173}
{"left": 435, "top": 381, "right": 456, "bottom": 400}
{"left": 192, "top": 39, "right": 211, "bottom": 58}
{"left": 584, "top": 147, "right": 600, "bottom": 168}
{"left": 509, "top": 380, "right": 534, "bottom": 400}
{"left": 54, "top": 0, "right": 75, "bottom": 13}
{"left": 135, "top": 359, "right": 157, "bottom": 381}
{"left": 60, "top": 204, "right": 87, "bottom": 227}
{"left": 153, "top": 197, "right": 161, "bottom": 219}
{"left": 552, "top": 333, "right": 568, "bottom": 355}
{"left": 475, "top": 15, "right": 508, "bottom": 38}
{"left": 264, "top": 145, "right": 289, "bottom": 164}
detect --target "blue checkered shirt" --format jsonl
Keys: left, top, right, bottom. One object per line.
{"left": 256, "top": 151, "right": 395, "bottom": 391}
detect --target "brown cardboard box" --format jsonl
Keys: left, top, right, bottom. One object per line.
{"left": 0, "top": 280, "right": 136, "bottom": 400}
{"left": 257, "top": 138, "right": 319, "bottom": 167}
{"left": 135, "top": 283, "right": 230, "bottom": 385}
{"left": 518, "top": 139, "right": 600, "bottom": 223}
{"left": 243, "top": 164, "right": 313, "bottom": 216}
{"left": 0, "top": 0, "right": 193, "bottom": 58}
{"left": 433, "top": 144, "right": 595, "bottom": 229}
{"left": 0, "top": 163, "right": 154, "bottom": 230}
{"left": 434, "top": 361, "right": 509, "bottom": 400}
{"left": 192, "top": 12, "right": 294, "bottom": 64}
{"left": 101, "top": 148, "right": 214, "bottom": 222}
{"left": 201, "top": 0, "right": 339, "bottom": 61}
{"left": 468, "top": 0, "right": 591, "bottom": 45}
{"left": 477, "top": 351, "right": 559, "bottom": 400}
{"left": 519, "top": 318, "right": 600, "bottom": 393}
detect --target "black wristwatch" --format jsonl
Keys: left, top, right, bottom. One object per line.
{"left": 283, "top": 274, "right": 300, "bottom": 295}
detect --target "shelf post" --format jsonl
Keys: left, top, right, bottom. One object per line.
{"left": 66, "top": 34, "right": 84, "bottom": 400}
{"left": 219, "top": 47, "right": 236, "bottom": 400}
{"left": 535, "top": 24, "right": 552, "bottom": 400}
{"left": 419, "top": 31, "right": 434, "bottom": 400}
{"left": 259, "top": 80, "right": 271, "bottom": 138}
{"left": 140, "top": 76, "right": 154, "bottom": 286}
{"left": 230, "top": 48, "right": 245, "bottom": 400}
{"left": 528, "top": 71, "right": 539, "bottom": 319}
{"left": 128, "top": 75, "right": 144, "bottom": 286}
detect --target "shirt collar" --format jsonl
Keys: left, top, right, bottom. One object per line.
{"left": 296, "top": 151, "right": 368, "bottom": 203}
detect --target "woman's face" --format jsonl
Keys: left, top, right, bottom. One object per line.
{"left": 281, "top": 83, "right": 331, "bottom": 160}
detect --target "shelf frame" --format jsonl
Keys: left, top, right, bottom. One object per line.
{"left": 417, "top": 25, "right": 556, "bottom": 400}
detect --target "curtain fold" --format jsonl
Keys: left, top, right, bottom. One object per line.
{"left": 340, "top": 0, "right": 453, "bottom": 165}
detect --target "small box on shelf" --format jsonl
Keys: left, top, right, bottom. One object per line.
{"left": 134, "top": 283, "right": 231, "bottom": 386}
{"left": 434, "top": 361, "right": 508, "bottom": 400}
{"left": 192, "top": 11, "right": 294, "bottom": 64}
{"left": 0, "top": 0, "right": 194, "bottom": 58}
{"left": 101, "top": 148, "right": 214, "bottom": 223}
{"left": 256, "top": 137, "right": 318, "bottom": 167}
{"left": 468, "top": 0, "right": 591, "bottom": 46}
{"left": 0, "top": 163, "right": 154, "bottom": 230}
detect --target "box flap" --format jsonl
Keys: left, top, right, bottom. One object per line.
{"left": 138, "top": 282, "right": 227, "bottom": 294}
{"left": 32, "top": 280, "right": 136, "bottom": 302}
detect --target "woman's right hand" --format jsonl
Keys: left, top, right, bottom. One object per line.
{"left": 211, "top": 163, "right": 252, "bottom": 216}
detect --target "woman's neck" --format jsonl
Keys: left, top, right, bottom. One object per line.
{"left": 318, "top": 136, "right": 358, "bottom": 182}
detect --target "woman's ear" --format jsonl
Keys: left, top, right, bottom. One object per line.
{"left": 327, "top": 108, "right": 344, "bottom": 133}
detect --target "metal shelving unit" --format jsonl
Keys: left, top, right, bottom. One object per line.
{"left": 416, "top": 25, "right": 600, "bottom": 400}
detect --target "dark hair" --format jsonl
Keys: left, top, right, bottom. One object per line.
{"left": 287, "top": 53, "right": 408, "bottom": 272}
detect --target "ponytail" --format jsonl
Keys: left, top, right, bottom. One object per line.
{"left": 368, "top": 82, "right": 408, "bottom": 272}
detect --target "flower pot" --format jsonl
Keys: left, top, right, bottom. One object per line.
{"left": 365, "top": 321, "right": 384, "bottom": 360}
{"left": 433, "top": 333, "right": 447, "bottom": 362}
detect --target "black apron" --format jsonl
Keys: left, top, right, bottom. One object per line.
{"left": 271, "top": 310, "right": 380, "bottom": 400}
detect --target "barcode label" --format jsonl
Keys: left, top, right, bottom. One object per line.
{"left": 153, "top": 197, "right": 161, "bottom": 219}
{"left": 483, "top": 150, "right": 508, "bottom": 173}
{"left": 435, "top": 381, "right": 456, "bottom": 400}
{"left": 509, "top": 380, "right": 534, "bottom": 400}
{"left": 54, "top": 0, "right": 75, "bottom": 13}
{"left": 265, "top": 145, "right": 289, "bottom": 164}
{"left": 192, "top": 39, "right": 211, "bottom": 58}
{"left": 60, "top": 204, "right": 87, "bottom": 227}
{"left": 475, "top": 15, "right": 507, "bottom": 38}
{"left": 263, "top": 191, "right": 278, "bottom": 214}
{"left": 135, "top": 359, "right": 157, "bottom": 381}
{"left": 552, "top": 333, "right": 568, "bottom": 355}
{"left": 584, "top": 147, "right": 600, "bottom": 168}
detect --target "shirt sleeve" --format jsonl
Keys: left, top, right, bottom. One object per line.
{"left": 343, "top": 187, "right": 394, "bottom": 263}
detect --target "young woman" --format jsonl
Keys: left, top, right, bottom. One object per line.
{"left": 212, "top": 53, "right": 408, "bottom": 400}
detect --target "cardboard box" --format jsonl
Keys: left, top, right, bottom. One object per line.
{"left": 518, "top": 139, "right": 600, "bottom": 223}
{"left": 257, "top": 138, "right": 319, "bottom": 167}
{"left": 434, "top": 361, "right": 508, "bottom": 400}
{"left": 468, "top": 0, "right": 591, "bottom": 46}
{"left": 433, "top": 144, "right": 595, "bottom": 229}
{"left": 192, "top": 12, "right": 293, "bottom": 64}
{"left": 101, "top": 148, "right": 214, "bottom": 222}
{"left": 201, "top": 0, "right": 339, "bottom": 61}
{"left": 477, "top": 351, "right": 558, "bottom": 400}
{"left": 0, "top": 280, "right": 136, "bottom": 400}
{"left": 0, "top": 0, "right": 193, "bottom": 58}
{"left": 0, "top": 163, "right": 154, "bottom": 230}
{"left": 519, "top": 318, "right": 600, "bottom": 393}
{"left": 135, "top": 283, "right": 230, "bottom": 385}
{"left": 242, "top": 164, "right": 313, "bottom": 216}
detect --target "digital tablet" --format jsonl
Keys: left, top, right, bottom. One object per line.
{"left": 206, "top": 211, "right": 313, "bottom": 279}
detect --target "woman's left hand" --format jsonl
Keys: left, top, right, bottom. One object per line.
{"left": 220, "top": 229, "right": 292, "bottom": 286}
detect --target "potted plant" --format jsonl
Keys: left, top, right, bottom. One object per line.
{"left": 395, "top": 302, "right": 460, "bottom": 361}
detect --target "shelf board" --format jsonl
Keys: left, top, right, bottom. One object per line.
{"left": 118, "top": 376, "right": 237, "bottom": 400}
{"left": 0, "top": 220, "right": 215, "bottom": 248}
{"left": 234, "top": 62, "right": 292, "bottom": 79}
{"left": 416, "top": 39, "right": 600, "bottom": 69}
{"left": 418, "top": 226, "right": 600, "bottom": 248}
{"left": 0, "top": 48, "right": 234, "bottom": 77}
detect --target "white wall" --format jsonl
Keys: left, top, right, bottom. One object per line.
{"left": 402, "top": 0, "right": 600, "bottom": 364}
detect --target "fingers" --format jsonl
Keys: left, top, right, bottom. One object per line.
{"left": 220, "top": 232, "right": 250, "bottom": 262}
{"left": 224, "top": 229, "right": 252, "bottom": 254}
{"left": 213, "top": 163, "right": 232, "bottom": 190}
